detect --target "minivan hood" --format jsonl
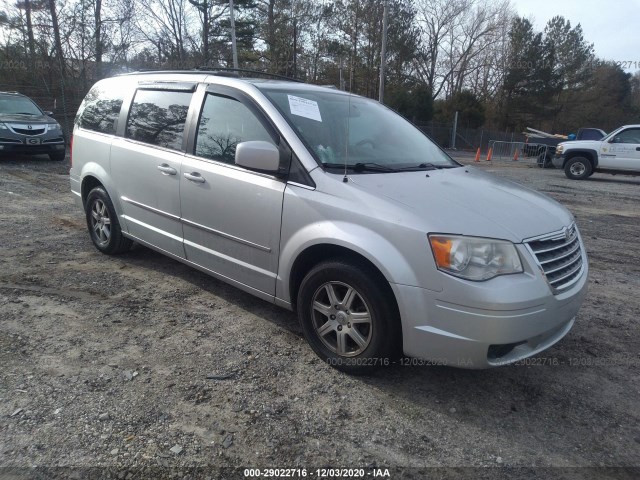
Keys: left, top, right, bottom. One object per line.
{"left": 348, "top": 166, "right": 573, "bottom": 243}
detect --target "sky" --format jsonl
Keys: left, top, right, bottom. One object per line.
{"left": 510, "top": 0, "right": 640, "bottom": 73}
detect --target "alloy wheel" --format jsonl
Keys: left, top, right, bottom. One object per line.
{"left": 90, "top": 199, "right": 111, "bottom": 246}
{"left": 310, "top": 281, "right": 373, "bottom": 357}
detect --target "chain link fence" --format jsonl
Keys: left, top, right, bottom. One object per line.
{"left": 417, "top": 120, "right": 527, "bottom": 152}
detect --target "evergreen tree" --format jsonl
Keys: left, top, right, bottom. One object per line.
{"left": 500, "top": 17, "right": 559, "bottom": 130}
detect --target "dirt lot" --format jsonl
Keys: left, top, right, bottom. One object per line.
{"left": 0, "top": 154, "right": 639, "bottom": 479}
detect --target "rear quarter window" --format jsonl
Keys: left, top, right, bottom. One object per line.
{"left": 76, "top": 81, "right": 125, "bottom": 135}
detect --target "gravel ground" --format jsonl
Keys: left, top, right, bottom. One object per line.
{"left": 0, "top": 153, "right": 639, "bottom": 479}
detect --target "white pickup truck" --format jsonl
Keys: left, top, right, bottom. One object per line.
{"left": 552, "top": 125, "right": 640, "bottom": 179}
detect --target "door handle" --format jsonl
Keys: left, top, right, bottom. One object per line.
{"left": 636, "top": 147, "right": 640, "bottom": 151}
{"left": 157, "top": 164, "right": 177, "bottom": 175}
{"left": 184, "top": 172, "right": 205, "bottom": 183}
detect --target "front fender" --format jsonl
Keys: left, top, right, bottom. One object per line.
{"left": 275, "top": 220, "right": 441, "bottom": 305}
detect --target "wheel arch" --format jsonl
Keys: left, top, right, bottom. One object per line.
{"left": 79, "top": 167, "right": 129, "bottom": 232}
{"left": 78, "top": 162, "right": 125, "bottom": 214}
{"left": 287, "top": 242, "right": 403, "bottom": 351}
{"left": 81, "top": 175, "right": 104, "bottom": 207}
{"left": 565, "top": 149, "right": 599, "bottom": 168}
{"left": 289, "top": 244, "right": 393, "bottom": 306}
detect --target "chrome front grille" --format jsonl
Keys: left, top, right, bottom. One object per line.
{"left": 527, "top": 224, "right": 584, "bottom": 293}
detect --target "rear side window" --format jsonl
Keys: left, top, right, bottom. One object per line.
{"left": 77, "top": 83, "right": 124, "bottom": 135}
{"left": 125, "top": 89, "right": 192, "bottom": 151}
{"left": 195, "top": 94, "right": 275, "bottom": 164}
{"left": 578, "top": 129, "right": 604, "bottom": 141}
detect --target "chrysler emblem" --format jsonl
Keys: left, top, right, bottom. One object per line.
{"left": 565, "top": 226, "right": 574, "bottom": 241}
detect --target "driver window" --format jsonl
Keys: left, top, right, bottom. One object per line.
{"left": 612, "top": 129, "right": 640, "bottom": 144}
{"left": 195, "top": 94, "right": 275, "bottom": 164}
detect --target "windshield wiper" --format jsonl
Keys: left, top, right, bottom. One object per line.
{"left": 353, "top": 162, "right": 397, "bottom": 172}
{"left": 397, "top": 163, "right": 457, "bottom": 171}
{"left": 14, "top": 112, "right": 37, "bottom": 115}
{"left": 322, "top": 162, "right": 397, "bottom": 172}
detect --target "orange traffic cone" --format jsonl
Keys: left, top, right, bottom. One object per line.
{"left": 486, "top": 147, "right": 493, "bottom": 161}
{"left": 513, "top": 149, "right": 519, "bottom": 161}
{"left": 474, "top": 148, "right": 481, "bottom": 162}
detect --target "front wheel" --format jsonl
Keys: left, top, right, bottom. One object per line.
{"left": 564, "top": 157, "right": 592, "bottom": 180}
{"left": 297, "top": 259, "right": 400, "bottom": 374}
{"left": 85, "top": 186, "right": 132, "bottom": 254}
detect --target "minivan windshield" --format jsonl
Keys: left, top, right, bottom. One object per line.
{"left": 258, "top": 87, "right": 457, "bottom": 171}
{"left": 0, "top": 95, "right": 43, "bottom": 116}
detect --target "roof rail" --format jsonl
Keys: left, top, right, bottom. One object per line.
{"left": 195, "top": 67, "right": 303, "bottom": 83}
{"left": 118, "top": 68, "right": 303, "bottom": 83}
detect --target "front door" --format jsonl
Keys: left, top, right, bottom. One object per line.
{"left": 180, "top": 89, "right": 286, "bottom": 295}
{"left": 600, "top": 127, "right": 640, "bottom": 171}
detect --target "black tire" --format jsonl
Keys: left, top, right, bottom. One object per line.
{"left": 297, "top": 259, "right": 400, "bottom": 374}
{"left": 49, "top": 151, "right": 66, "bottom": 161}
{"left": 564, "top": 156, "right": 592, "bottom": 180}
{"left": 85, "top": 186, "right": 132, "bottom": 254}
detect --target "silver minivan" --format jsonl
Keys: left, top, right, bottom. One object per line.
{"left": 70, "top": 72, "right": 588, "bottom": 373}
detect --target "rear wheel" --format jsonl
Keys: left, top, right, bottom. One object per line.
{"left": 297, "top": 259, "right": 399, "bottom": 374}
{"left": 85, "top": 186, "right": 132, "bottom": 254}
{"left": 564, "top": 156, "right": 592, "bottom": 180}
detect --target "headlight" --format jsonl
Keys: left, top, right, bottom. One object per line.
{"left": 428, "top": 235, "right": 523, "bottom": 281}
{"left": 556, "top": 144, "right": 564, "bottom": 154}
{"left": 47, "top": 123, "right": 60, "bottom": 130}
{"left": 0, "top": 123, "right": 7, "bottom": 130}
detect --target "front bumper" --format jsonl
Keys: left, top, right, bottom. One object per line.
{"left": 392, "top": 242, "right": 588, "bottom": 368}
{"left": 70, "top": 171, "right": 83, "bottom": 208}
{"left": 0, "top": 139, "right": 65, "bottom": 156}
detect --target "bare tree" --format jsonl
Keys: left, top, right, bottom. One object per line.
{"left": 464, "top": 6, "right": 512, "bottom": 100}
{"left": 187, "top": 0, "right": 228, "bottom": 66}
{"left": 414, "top": 0, "right": 469, "bottom": 98}
{"left": 414, "top": 0, "right": 512, "bottom": 100}
{"left": 47, "top": 0, "right": 65, "bottom": 71}
{"left": 16, "top": 0, "right": 38, "bottom": 57}
{"left": 445, "top": 0, "right": 513, "bottom": 97}
{"left": 136, "top": 0, "right": 193, "bottom": 65}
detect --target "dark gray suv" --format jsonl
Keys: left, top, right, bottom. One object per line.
{"left": 0, "top": 91, "right": 66, "bottom": 161}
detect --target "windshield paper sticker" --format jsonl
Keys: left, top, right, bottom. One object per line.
{"left": 288, "top": 95, "right": 322, "bottom": 122}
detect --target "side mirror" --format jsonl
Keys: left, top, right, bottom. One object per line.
{"left": 235, "top": 141, "right": 280, "bottom": 173}
{"left": 44, "top": 111, "right": 54, "bottom": 116}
